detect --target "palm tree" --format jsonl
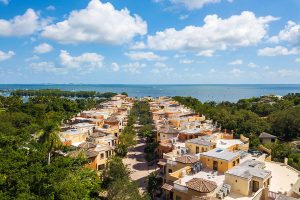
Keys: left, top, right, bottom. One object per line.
{"left": 38, "top": 123, "right": 62, "bottom": 165}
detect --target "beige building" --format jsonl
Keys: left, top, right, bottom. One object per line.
{"left": 162, "top": 166, "right": 223, "bottom": 200}
{"left": 159, "top": 154, "right": 200, "bottom": 183}
{"left": 185, "top": 137, "right": 216, "bottom": 154}
{"left": 259, "top": 132, "right": 277, "bottom": 144}
{"left": 225, "top": 160, "right": 272, "bottom": 196}
{"left": 60, "top": 128, "right": 89, "bottom": 145}
{"left": 200, "top": 148, "right": 240, "bottom": 173}
{"left": 157, "top": 125, "right": 179, "bottom": 142}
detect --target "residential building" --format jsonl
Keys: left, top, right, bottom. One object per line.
{"left": 259, "top": 132, "right": 277, "bottom": 144}
{"left": 200, "top": 148, "right": 240, "bottom": 173}
{"left": 225, "top": 160, "right": 272, "bottom": 196}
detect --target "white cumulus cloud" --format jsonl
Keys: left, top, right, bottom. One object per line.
{"left": 123, "top": 62, "right": 146, "bottom": 74}
{"left": 125, "top": 51, "right": 167, "bottom": 61}
{"left": 30, "top": 50, "right": 105, "bottom": 74}
{"left": 0, "top": 9, "right": 42, "bottom": 36}
{"left": 29, "top": 61, "right": 66, "bottom": 73}
{"left": 59, "top": 50, "right": 104, "bottom": 69}
{"left": 170, "top": 0, "right": 221, "bottom": 10}
{"left": 152, "top": 62, "right": 174, "bottom": 74}
{"left": 180, "top": 59, "right": 194, "bottom": 64}
{"left": 248, "top": 62, "right": 259, "bottom": 68}
{"left": 111, "top": 62, "right": 120, "bottom": 71}
{"left": 146, "top": 11, "right": 278, "bottom": 52}
{"left": 258, "top": 46, "right": 298, "bottom": 56}
{"left": 0, "top": 50, "right": 15, "bottom": 61}
{"left": 231, "top": 68, "right": 243, "bottom": 77}
{"left": 228, "top": 59, "right": 243, "bottom": 65}
{"left": 42, "top": 0, "right": 147, "bottom": 44}
{"left": 197, "top": 50, "right": 214, "bottom": 57}
{"left": 34, "top": 43, "right": 53, "bottom": 54}
{"left": 46, "top": 5, "right": 56, "bottom": 11}
{"left": 269, "top": 21, "right": 300, "bottom": 45}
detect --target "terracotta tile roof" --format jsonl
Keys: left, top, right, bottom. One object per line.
{"left": 78, "top": 142, "right": 96, "bottom": 149}
{"left": 176, "top": 155, "right": 199, "bottom": 164}
{"left": 158, "top": 126, "right": 179, "bottom": 134}
{"left": 68, "top": 149, "right": 98, "bottom": 159}
{"left": 104, "top": 116, "right": 119, "bottom": 123}
{"left": 186, "top": 178, "right": 217, "bottom": 193}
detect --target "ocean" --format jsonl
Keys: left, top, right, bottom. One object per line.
{"left": 0, "top": 84, "right": 300, "bottom": 102}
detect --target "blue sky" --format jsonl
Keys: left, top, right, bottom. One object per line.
{"left": 0, "top": 0, "right": 300, "bottom": 84}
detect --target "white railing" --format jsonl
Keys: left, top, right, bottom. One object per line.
{"left": 252, "top": 188, "right": 263, "bottom": 200}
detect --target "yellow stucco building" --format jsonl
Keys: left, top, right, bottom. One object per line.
{"left": 200, "top": 148, "right": 240, "bottom": 173}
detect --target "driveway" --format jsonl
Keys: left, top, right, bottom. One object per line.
{"left": 123, "top": 137, "right": 157, "bottom": 193}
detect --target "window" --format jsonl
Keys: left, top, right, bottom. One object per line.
{"left": 176, "top": 196, "right": 181, "bottom": 200}
{"left": 168, "top": 169, "right": 172, "bottom": 173}
{"left": 98, "top": 164, "right": 105, "bottom": 170}
{"left": 100, "top": 153, "right": 104, "bottom": 159}
{"left": 196, "top": 146, "right": 199, "bottom": 154}
{"left": 235, "top": 180, "right": 238, "bottom": 183}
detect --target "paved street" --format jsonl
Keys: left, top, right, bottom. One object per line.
{"left": 123, "top": 137, "right": 157, "bottom": 193}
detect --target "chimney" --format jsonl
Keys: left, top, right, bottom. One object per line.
{"left": 224, "top": 129, "right": 227, "bottom": 134}
{"left": 231, "top": 130, "right": 234, "bottom": 135}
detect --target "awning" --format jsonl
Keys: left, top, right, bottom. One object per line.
{"left": 162, "top": 183, "right": 173, "bottom": 191}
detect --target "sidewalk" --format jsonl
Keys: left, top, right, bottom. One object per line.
{"left": 123, "top": 137, "right": 157, "bottom": 193}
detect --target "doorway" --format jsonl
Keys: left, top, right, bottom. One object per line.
{"left": 252, "top": 180, "right": 259, "bottom": 192}
{"left": 213, "top": 161, "right": 218, "bottom": 171}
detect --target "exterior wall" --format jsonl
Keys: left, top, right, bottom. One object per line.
{"left": 85, "top": 155, "right": 98, "bottom": 170}
{"left": 260, "top": 138, "right": 276, "bottom": 144}
{"left": 200, "top": 156, "right": 240, "bottom": 173}
{"left": 157, "top": 145, "right": 173, "bottom": 158}
{"left": 178, "top": 133, "right": 198, "bottom": 141}
{"left": 169, "top": 119, "right": 181, "bottom": 128}
{"left": 95, "top": 149, "right": 114, "bottom": 170}
{"left": 63, "top": 132, "right": 88, "bottom": 144}
{"left": 159, "top": 133, "right": 178, "bottom": 141}
{"left": 165, "top": 162, "right": 192, "bottom": 183}
{"left": 185, "top": 142, "right": 215, "bottom": 154}
{"left": 172, "top": 188, "right": 213, "bottom": 200}
{"left": 239, "top": 143, "right": 250, "bottom": 152}
{"left": 225, "top": 174, "right": 251, "bottom": 196}
{"left": 221, "top": 133, "right": 234, "bottom": 140}
{"left": 224, "top": 174, "right": 271, "bottom": 197}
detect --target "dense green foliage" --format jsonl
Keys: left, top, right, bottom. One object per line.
{"left": 173, "top": 94, "right": 300, "bottom": 139}
{"left": 102, "top": 157, "right": 149, "bottom": 200}
{"left": 115, "top": 101, "right": 155, "bottom": 158}
{"left": 146, "top": 173, "right": 163, "bottom": 200}
{"left": 173, "top": 94, "right": 300, "bottom": 169}
{"left": 0, "top": 95, "right": 105, "bottom": 199}
{"left": 11, "top": 89, "right": 117, "bottom": 99}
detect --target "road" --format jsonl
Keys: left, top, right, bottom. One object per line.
{"left": 122, "top": 137, "right": 157, "bottom": 193}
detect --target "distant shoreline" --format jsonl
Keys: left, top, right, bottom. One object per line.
{"left": 1, "top": 84, "right": 300, "bottom": 103}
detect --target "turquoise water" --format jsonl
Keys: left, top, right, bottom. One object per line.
{"left": 0, "top": 84, "right": 300, "bottom": 102}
